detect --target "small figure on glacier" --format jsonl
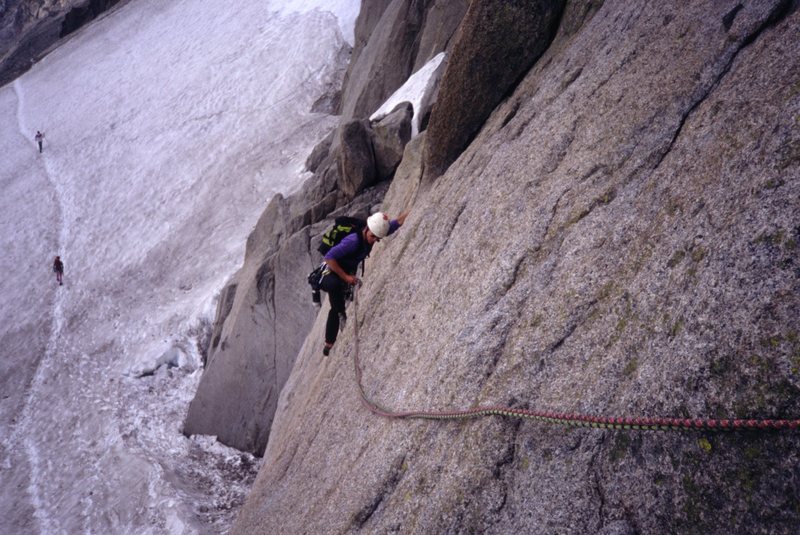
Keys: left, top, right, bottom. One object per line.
{"left": 35, "top": 131, "right": 45, "bottom": 153}
{"left": 53, "top": 256, "right": 64, "bottom": 286}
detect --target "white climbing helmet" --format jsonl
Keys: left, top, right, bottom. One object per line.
{"left": 367, "top": 212, "right": 390, "bottom": 239}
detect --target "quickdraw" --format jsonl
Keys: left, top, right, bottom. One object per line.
{"left": 351, "top": 287, "right": 800, "bottom": 432}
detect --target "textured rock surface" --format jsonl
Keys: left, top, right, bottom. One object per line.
{"left": 370, "top": 101, "right": 412, "bottom": 181}
{"left": 233, "top": 1, "right": 800, "bottom": 533}
{"left": 409, "top": 0, "right": 468, "bottom": 74}
{"left": 337, "top": 119, "right": 377, "bottom": 199}
{"left": 0, "top": 0, "right": 129, "bottom": 87}
{"left": 338, "top": 0, "right": 467, "bottom": 120}
{"left": 423, "top": 0, "right": 566, "bottom": 180}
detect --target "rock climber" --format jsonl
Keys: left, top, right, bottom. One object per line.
{"left": 320, "top": 210, "right": 408, "bottom": 356}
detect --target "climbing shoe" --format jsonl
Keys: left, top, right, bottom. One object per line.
{"left": 323, "top": 344, "right": 332, "bottom": 356}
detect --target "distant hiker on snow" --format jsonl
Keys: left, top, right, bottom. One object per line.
{"left": 35, "top": 131, "right": 45, "bottom": 153}
{"left": 319, "top": 210, "right": 408, "bottom": 356}
{"left": 53, "top": 256, "right": 64, "bottom": 285}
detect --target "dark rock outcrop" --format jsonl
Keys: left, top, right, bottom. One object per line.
{"left": 0, "top": 0, "right": 130, "bottom": 87}
{"left": 423, "top": 0, "right": 566, "bottom": 180}
{"left": 232, "top": 1, "right": 800, "bottom": 533}
{"left": 337, "top": 119, "right": 377, "bottom": 199}
{"left": 60, "top": 0, "right": 122, "bottom": 37}
{"left": 370, "top": 101, "right": 412, "bottom": 181}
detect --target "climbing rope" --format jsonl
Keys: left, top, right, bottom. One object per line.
{"left": 351, "top": 287, "right": 800, "bottom": 432}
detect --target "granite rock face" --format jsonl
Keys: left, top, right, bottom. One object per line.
{"left": 232, "top": 1, "right": 800, "bottom": 533}
{"left": 423, "top": 0, "right": 566, "bottom": 180}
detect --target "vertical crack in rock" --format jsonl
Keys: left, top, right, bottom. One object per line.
{"left": 304, "top": 225, "right": 314, "bottom": 266}
{"left": 650, "top": 0, "right": 793, "bottom": 172}
{"left": 434, "top": 201, "right": 468, "bottom": 258}
{"left": 479, "top": 316, "right": 513, "bottom": 381}
{"left": 588, "top": 435, "right": 608, "bottom": 532}
{"left": 549, "top": 298, "right": 598, "bottom": 353}
{"left": 256, "top": 261, "right": 278, "bottom": 369}
{"left": 544, "top": 187, "right": 572, "bottom": 239}
{"left": 350, "top": 454, "right": 407, "bottom": 530}
{"left": 447, "top": 201, "right": 468, "bottom": 238}
{"left": 500, "top": 101, "right": 521, "bottom": 129}
{"left": 505, "top": 254, "right": 527, "bottom": 296}
{"left": 275, "top": 440, "right": 300, "bottom": 482}
{"left": 270, "top": 272, "right": 278, "bottom": 392}
{"left": 722, "top": 4, "right": 745, "bottom": 30}
{"left": 493, "top": 420, "right": 522, "bottom": 480}
{"left": 542, "top": 120, "right": 577, "bottom": 173}
{"left": 484, "top": 419, "right": 522, "bottom": 522}
{"left": 591, "top": 462, "right": 607, "bottom": 532}
{"left": 549, "top": 321, "right": 579, "bottom": 352}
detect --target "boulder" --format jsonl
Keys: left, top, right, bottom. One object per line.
{"left": 336, "top": 119, "right": 376, "bottom": 198}
{"left": 370, "top": 101, "right": 412, "bottom": 181}
{"left": 423, "top": 0, "right": 566, "bottom": 180}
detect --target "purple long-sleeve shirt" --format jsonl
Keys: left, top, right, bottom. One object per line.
{"left": 324, "top": 219, "right": 400, "bottom": 274}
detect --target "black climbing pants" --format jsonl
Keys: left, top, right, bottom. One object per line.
{"left": 320, "top": 272, "right": 348, "bottom": 345}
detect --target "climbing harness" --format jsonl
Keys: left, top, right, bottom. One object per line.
{"left": 351, "top": 288, "right": 800, "bottom": 432}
